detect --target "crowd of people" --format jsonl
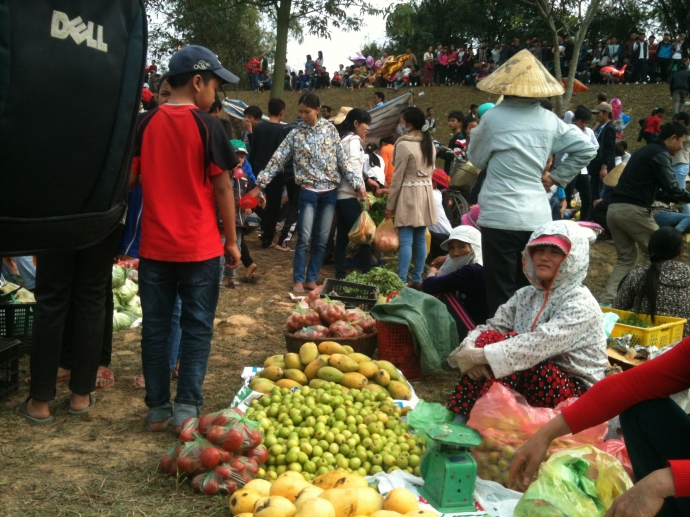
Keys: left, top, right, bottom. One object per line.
{"left": 241, "top": 30, "right": 690, "bottom": 96}
{"left": 4, "top": 41, "right": 690, "bottom": 517}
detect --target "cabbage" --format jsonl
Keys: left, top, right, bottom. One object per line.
{"left": 125, "top": 300, "right": 143, "bottom": 318}
{"left": 112, "top": 266, "right": 127, "bottom": 289}
{"left": 118, "top": 279, "right": 138, "bottom": 304}
{"left": 113, "top": 291, "right": 124, "bottom": 312}
{"left": 114, "top": 311, "right": 133, "bottom": 331}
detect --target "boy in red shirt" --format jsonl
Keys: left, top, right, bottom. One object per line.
{"left": 129, "top": 45, "right": 241, "bottom": 432}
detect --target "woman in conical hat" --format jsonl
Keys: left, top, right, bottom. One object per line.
{"left": 467, "top": 49, "right": 597, "bottom": 317}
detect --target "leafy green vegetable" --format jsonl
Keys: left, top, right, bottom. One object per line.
{"left": 345, "top": 267, "right": 404, "bottom": 296}
{"left": 367, "top": 193, "right": 388, "bottom": 226}
{"left": 112, "top": 265, "right": 127, "bottom": 289}
{"left": 117, "top": 278, "right": 138, "bottom": 304}
{"left": 620, "top": 314, "right": 651, "bottom": 328}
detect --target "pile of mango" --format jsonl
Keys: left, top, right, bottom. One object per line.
{"left": 249, "top": 342, "right": 412, "bottom": 401}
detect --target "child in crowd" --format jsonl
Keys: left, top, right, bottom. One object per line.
{"left": 241, "top": 105, "right": 263, "bottom": 152}
{"left": 446, "top": 220, "right": 607, "bottom": 417}
{"left": 130, "top": 45, "right": 241, "bottom": 432}
{"left": 222, "top": 140, "right": 264, "bottom": 289}
{"left": 363, "top": 143, "right": 388, "bottom": 196}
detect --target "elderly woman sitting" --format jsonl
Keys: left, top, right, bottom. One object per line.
{"left": 446, "top": 220, "right": 608, "bottom": 417}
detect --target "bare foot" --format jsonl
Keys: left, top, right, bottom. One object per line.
{"left": 293, "top": 283, "right": 305, "bottom": 293}
{"left": 131, "top": 375, "right": 146, "bottom": 389}
{"left": 69, "top": 393, "right": 91, "bottom": 412}
{"left": 304, "top": 283, "right": 318, "bottom": 291}
{"left": 174, "top": 424, "right": 182, "bottom": 435}
{"left": 27, "top": 399, "right": 51, "bottom": 419}
{"left": 95, "top": 367, "right": 115, "bottom": 389}
{"left": 148, "top": 418, "right": 171, "bottom": 432}
{"left": 245, "top": 263, "right": 258, "bottom": 280}
{"left": 57, "top": 367, "right": 71, "bottom": 379}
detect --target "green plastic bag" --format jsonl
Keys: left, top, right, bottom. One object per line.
{"left": 514, "top": 445, "right": 633, "bottom": 517}
{"left": 407, "top": 400, "right": 455, "bottom": 445}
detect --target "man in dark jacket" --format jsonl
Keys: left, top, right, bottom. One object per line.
{"left": 602, "top": 121, "right": 690, "bottom": 303}
{"left": 587, "top": 102, "right": 617, "bottom": 206}
{"left": 670, "top": 67, "right": 690, "bottom": 114}
{"left": 436, "top": 111, "right": 465, "bottom": 175}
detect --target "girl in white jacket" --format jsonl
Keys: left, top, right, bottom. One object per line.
{"left": 447, "top": 220, "right": 607, "bottom": 417}
{"left": 335, "top": 109, "right": 372, "bottom": 280}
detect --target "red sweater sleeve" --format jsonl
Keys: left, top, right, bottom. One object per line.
{"left": 561, "top": 338, "right": 690, "bottom": 497}
{"left": 644, "top": 115, "right": 661, "bottom": 133}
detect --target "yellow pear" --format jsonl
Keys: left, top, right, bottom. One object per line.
{"left": 254, "top": 496, "right": 297, "bottom": 517}
{"left": 270, "top": 471, "right": 312, "bottom": 502}
{"left": 319, "top": 487, "right": 383, "bottom": 517}
{"left": 229, "top": 488, "right": 263, "bottom": 516}
{"left": 294, "top": 497, "right": 336, "bottom": 517}
{"left": 244, "top": 479, "right": 272, "bottom": 497}
{"left": 383, "top": 488, "right": 419, "bottom": 514}
{"left": 295, "top": 486, "right": 324, "bottom": 510}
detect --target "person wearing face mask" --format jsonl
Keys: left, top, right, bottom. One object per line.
{"left": 445, "top": 220, "right": 607, "bottom": 418}
{"left": 423, "top": 225, "right": 488, "bottom": 342}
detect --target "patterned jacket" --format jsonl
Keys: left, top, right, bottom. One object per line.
{"left": 614, "top": 261, "right": 690, "bottom": 338}
{"left": 256, "top": 118, "right": 364, "bottom": 192}
{"left": 448, "top": 221, "right": 607, "bottom": 387}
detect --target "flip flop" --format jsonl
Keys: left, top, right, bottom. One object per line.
{"left": 68, "top": 393, "right": 96, "bottom": 416}
{"left": 15, "top": 399, "right": 56, "bottom": 426}
{"left": 95, "top": 367, "right": 115, "bottom": 389}
{"left": 147, "top": 418, "right": 172, "bottom": 432}
{"left": 240, "top": 275, "right": 262, "bottom": 284}
{"left": 273, "top": 245, "right": 293, "bottom": 253}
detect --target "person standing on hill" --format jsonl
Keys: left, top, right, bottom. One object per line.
{"left": 468, "top": 50, "right": 596, "bottom": 316}
{"left": 671, "top": 67, "right": 690, "bottom": 114}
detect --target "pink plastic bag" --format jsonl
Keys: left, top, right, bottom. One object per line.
{"left": 602, "top": 438, "right": 634, "bottom": 480}
{"left": 467, "top": 383, "right": 608, "bottom": 488}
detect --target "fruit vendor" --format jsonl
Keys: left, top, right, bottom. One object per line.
{"left": 446, "top": 220, "right": 608, "bottom": 417}
{"left": 510, "top": 337, "right": 690, "bottom": 517}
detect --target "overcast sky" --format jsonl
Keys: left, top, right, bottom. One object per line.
{"left": 285, "top": 5, "right": 389, "bottom": 73}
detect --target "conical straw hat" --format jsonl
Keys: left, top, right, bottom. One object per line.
{"left": 477, "top": 49, "right": 565, "bottom": 98}
{"left": 603, "top": 162, "right": 626, "bottom": 187}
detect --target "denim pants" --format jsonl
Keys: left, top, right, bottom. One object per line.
{"left": 294, "top": 188, "right": 337, "bottom": 284}
{"left": 673, "top": 163, "right": 690, "bottom": 214}
{"left": 139, "top": 257, "right": 221, "bottom": 425}
{"left": 12, "top": 256, "right": 36, "bottom": 290}
{"left": 654, "top": 210, "right": 690, "bottom": 232}
{"left": 335, "top": 198, "right": 372, "bottom": 279}
{"left": 397, "top": 226, "right": 427, "bottom": 284}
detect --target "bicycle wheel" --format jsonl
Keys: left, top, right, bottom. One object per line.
{"left": 444, "top": 190, "right": 469, "bottom": 227}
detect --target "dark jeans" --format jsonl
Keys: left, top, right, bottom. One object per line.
{"left": 139, "top": 256, "right": 221, "bottom": 426}
{"left": 482, "top": 227, "right": 531, "bottom": 317}
{"left": 278, "top": 176, "right": 301, "bottom": 247}
{"left": 429, "top": 230, "right": 449, "bottom": 261}
{"left": 260, "top": 175, "right": 285, "bottom": 247}
{"left": 590, "top": 173, "right": 604, "bottom": 202}
{"left": 620, "top": 399, "right": 690, "bottom": 517}
{"left": 566, "top": 174, "right": 591, "bottom": 221}
{"left": 658, "top": 58, "right": 670, "bottom": 81}
{"left": 30, "top": 225, "right": 122, "bottom": 401}
{"left": 335, "top": 198, "right": 372, "bottom": 279}
{"left": 634, "top": 58, "right": 648, "bottom": 82}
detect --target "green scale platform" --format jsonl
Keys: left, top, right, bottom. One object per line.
{"left": 419, "top": 423, "right": 483, "bottom": 513}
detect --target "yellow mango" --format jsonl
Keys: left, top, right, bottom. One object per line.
{"left": 387, "top": 380, "right": 411, "bottom": 400}
{"left": 299, "top": 342, "right": 319, "bottom": 365}
{"left": 317, "top": 366, "right": 345, "bottom": 383}
{"left": 304, "top": 357, "right": 329, "bottom": 381}
{"left": 329, "top": 354, "right": 360, "bottom": 373}
{"left": 260, "top": 365, "right": 284, "bottom": 382}
{"left": 318, "top": 341, "right": 346, "bottom": 355}
{"left": 283, "top": 369, "right": 308, "bottom": 385}
{"left": 373, "top": 369, "right": 391, "bottom": 387}
{"left": 358, "top": 361, "right": 379, "bottom": 378}
{"left": 341, "top": 372, "right": 368, "bottom": 389}
{"left": 276, "top": 379, "right": 303, "bottom": 390}
{"left": 284, "top": 353, "right": 304, "bottom": 370}
{"left": 348, "top": 352, "right": 372, "bottom": 363}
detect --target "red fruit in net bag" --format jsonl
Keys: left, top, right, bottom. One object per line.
{"left": 222, "top": 429, "right": 244, "bottom": 452}
{"left": 200, "top": 447, "right": 221, "bottom": 470}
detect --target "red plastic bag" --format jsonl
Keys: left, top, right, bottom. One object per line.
{"left": 345, "top": 308, "right": 376, "bottom": 334}
{"left": 287, "top": 303, "right": 321, "bottom": 333}
{"left": 467, "top": 383, "right": 608, "bottom": 488}
{"left": 294, "top": 325, "right": 330, "bottom": 338}
{"left": 313, "top": 297, "right": 347, "bottom": 325}
{"left": 329, "top": 320, "right": 363, "bottom": 338}
{"left": 602, "top": 439, "right": 634, "bottom": 479}
{"left": 205, "top": 411, "right": 263, "bottom": 453}
{"left": 306, "top": 286, "right": 323, "bottom": 309}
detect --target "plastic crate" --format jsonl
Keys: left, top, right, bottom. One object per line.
{"left": 0, "top": 339, "right": 20, "bottom": 401}
{"left": 0, "top": 303, "right": 35, "bottom": 354}
{"left": 602, "top": 307, "right": 686, "bottom": 348}
{"left": 376, "top": 320, "right": 422, "bottom": 379}
{"left": 321, "top": 279, "right": 379, "bottom": 311}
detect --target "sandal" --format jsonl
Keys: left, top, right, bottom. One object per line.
{"left": 68, "top": 393, "right": 96, "bottom": 416}
{"left": 273, "top": 244, "right": 293, "bottom": 253}
{"left": 16, "top": 398, "right": 56, "bottom": 426}
{"left": 241, "top": 275, "right": 261, "bottom": 284}
{"left": 95, "top": 367, "right": 115, "bottom": 389}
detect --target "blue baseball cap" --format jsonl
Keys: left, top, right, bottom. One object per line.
{"left": 169, "top": 45, "right": 240, "bottom": 84}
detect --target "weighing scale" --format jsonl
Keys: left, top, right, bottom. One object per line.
{"left": 419, "top": 422, "right": 483, "bottom": 513}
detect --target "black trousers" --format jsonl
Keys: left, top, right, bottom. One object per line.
{"left": 277, "top": 176, "right": 301, "bottom": 247}
{"left": 30, "top": 225, "right": 122, "bottom": 400}
{"left": 482, "top": 227, "right": 531, "bottom": 317}
{"left": 260, "top": 175, "right": 285, "bottom": 247}
{"left": 620, "top": 399, "right": 690, "bottom": 517}
{"left": 565, "top": 174, "right": 591, "bottom": 221}
{"left": 428, "top": 230, "right": 449, "bottom": 261}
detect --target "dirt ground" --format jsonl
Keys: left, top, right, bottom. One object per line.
{"left": 0, "top": 83, "right": 684, "bottom": 516}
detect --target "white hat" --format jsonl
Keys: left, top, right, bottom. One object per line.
{"left": 441, "top": 226, "right": 483, "bottom": 265}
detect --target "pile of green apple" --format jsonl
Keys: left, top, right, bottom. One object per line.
{"left": 244, "top": 383, "right": 425, "bottom": 482}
